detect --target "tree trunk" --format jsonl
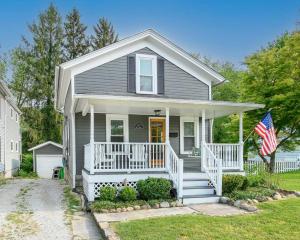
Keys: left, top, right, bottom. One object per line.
{"left": 269, "top": 151, "right": 276, "bottom": 173}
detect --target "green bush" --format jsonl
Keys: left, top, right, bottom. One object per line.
{"left": 20, "top": 153, "right": 33, "bottom": 173}
{"left": 18, "top": 169, "right": 38, "bottom": 178}
{"left": 99, "top": 186, "right": 117, "bottom": 201}
{"left": 222, "top": 175, "right": 248, "bottom": 194}
{"left": 227, "top": 187, "right": 275, "bottom": 200}
{"left": 119, "top": 186, "right": 137, "bottom": 201}
{"left": 137, "top": 177, "right": 172, "bottom": 200}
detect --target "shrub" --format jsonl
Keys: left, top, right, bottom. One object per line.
{"left": 20, "top": 153, "right": 33, "bottom": 173}
{"left": 99, "top": 186, "right": 117, "bottom": 201}
{"left": 119, "top": 186, "right": 137, "bottom": 201}
{"left": 137, "top": 177, "right": 172, "bottom": 200}
{"left": 228, "top": 187, "right": 275, "bottom": 200}
{"left": 222, "top": 175, "right": 248, "bottom": 194}
{"left": 91, "top": 200, "right": 116, "bottom": 211}
{"left": 17, "top": 170, "right": 38, "bottom": 178}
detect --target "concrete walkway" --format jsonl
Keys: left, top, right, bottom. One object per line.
{"left": 93, "top": 203, "right": 248, "bottom": 223}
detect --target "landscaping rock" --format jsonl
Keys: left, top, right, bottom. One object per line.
{"left": 273, "top": 193, "right": 282, "bottom": 200}
{"left": 160, "top": 201, "right": 170, "bottom": 208}
{"left": 266, "top": 197, "right": 273, "bottom": 201}
{"left": 141, "top": 204, "right": 150, "bottom": 210}
{"left": 252, "top": 199, "right": 259, "bottom": 204}
{"left": 121, "top": 207, "right": 127, "bottom": 212}
{"left": 133, "top": 205, "right": 140, "bottom": 210}
{"left": 176, "top": 201, "right": 184, "bottom": 207}
{"left": 256, "top": 196, "right": 268, "bottom": 202}
{"left": 116, "top": 208, "right": 122, "bottom": 213}
{"left": 127, "top": 207, "right": 134, "bottom": 211}
{"left": 153, "top": 203, "right": 160, "bottom": 209}
{"left": 219, "top": 197, "right": 230, "bottom": 204}
{"left": 233, "top": 200, "right": 246, "bottom": 208}
{"left": 295, "top": 191, "right": 300, "bottom": 197}
{"left": 170, "top": 201, "right": 177, "bottom": 207}
{"left": 110, "top": 209, "right": 117, "bottom": 213}
{"left": 101, "top": 209, "right": 109, "bottom": 213}
{"left": 240, "top": 204, "right": 258, "bottom": 212}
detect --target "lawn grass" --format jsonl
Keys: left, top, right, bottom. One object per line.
{"left": 113, "top": 198, "right": 300, "bottom": 240}
{"left": 276, "top": 170, "right": 300, "bottom": 191}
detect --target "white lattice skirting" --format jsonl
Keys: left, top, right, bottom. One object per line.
{"left": 94, "top": 181, "right": 137, "bottom": 198}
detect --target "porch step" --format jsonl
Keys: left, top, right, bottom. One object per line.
{"left": 183, "top": 179, "right": 209, "bottom": 187}
{"left": 183, "top": 186, "right": 215, "bottom": 195}
{"left": 183, "top": 172, "right": 207, "bottom": 179}
{"left": 183, "top": 194, "right": 220, "bottom": 205}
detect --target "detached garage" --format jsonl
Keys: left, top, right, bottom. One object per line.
{"left": 29, "top": 141, "right": 63, "bottom": 178}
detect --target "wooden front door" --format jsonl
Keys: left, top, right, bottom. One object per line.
{"left": 149, "top": 118, "right": 165, "bottom": 167}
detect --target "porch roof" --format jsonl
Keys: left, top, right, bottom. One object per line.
{"left": 75, "top": 95, "right": 264, "bottom": 118}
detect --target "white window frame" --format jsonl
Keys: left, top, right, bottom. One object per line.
{"left": 106, "top": 114, "right": 129, "bottom": 142}
{"left": 10, "top": 140, "right": 14, "bottom": 152}
{"left": 136, "top": 54, "right": 157, "bottom": 94}
{"left": 180, "top": 117, "right": 199, "bottom": 154}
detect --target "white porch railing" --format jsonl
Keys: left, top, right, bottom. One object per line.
{"left": 167, "top": 143, "right": 183, "bottom": 199}
{"left": 85, "top": 142, "right": 167, "bottom": 172}
{"left": 206, "top": 143, "right": 241, "bottom": 170}
{"left": 203, "top": 142, "right": 223, "bottom": 196}
{"left": 84, "top": 144, "right": 91, "bottom": 171}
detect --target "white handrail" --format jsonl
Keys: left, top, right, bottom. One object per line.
{"left": 203, "top": 142, "right": 223, "bottom": 196}
{"left": 166, "top": 143, "right": 183, "bottom": 199}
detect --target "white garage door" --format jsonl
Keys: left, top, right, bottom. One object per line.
{"left": 36, "top": 155, "right": 63, "bottom": 178}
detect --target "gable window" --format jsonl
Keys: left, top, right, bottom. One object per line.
{"left": 106, "top": 114, "right": 128, "bottom": 142}
{"left": 136, "top": 54, "right": 157, "bottom": 94}
{"left": 180, "top": 117, "right": 199, "bottom": 154}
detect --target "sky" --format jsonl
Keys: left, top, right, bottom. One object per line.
{"left": 0, "top": 0, "right": 299, "bottom": 66}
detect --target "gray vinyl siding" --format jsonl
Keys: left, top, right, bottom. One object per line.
{"left": 35, "top": 145, "right": 62, "bottom": 155}
{"left": 75, "top": 113, "right": 106, "bottom": 175}
{"left": 74, "top": 48, "right": 209, "bottom": 100}
{"left": 128, "top": 115, "right": 149, "bottom": 142}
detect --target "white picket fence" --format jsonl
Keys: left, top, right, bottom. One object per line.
{"left": 247, "top": 159, "right": 300, "bottom": 174}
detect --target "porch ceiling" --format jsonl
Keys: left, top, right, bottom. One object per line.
{"left": 75, "top": 95, "right": 264, "bottom": 118}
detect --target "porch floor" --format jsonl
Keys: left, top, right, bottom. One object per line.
{"left": 182, "top": 156, "right": 202, "bottom": 173}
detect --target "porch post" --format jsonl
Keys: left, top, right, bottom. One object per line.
{"left": 201, "top": 109, "right": 206, "bottom": 171}
{"left": 90, "top": 105, "right": 95, "bottom": 174}
{"left": 165, "top": 107, "right": 170, "bottom": 170}
{"left": 239, "top": 112, "right": 244, "bottom": 171}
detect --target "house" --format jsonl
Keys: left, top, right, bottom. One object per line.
{"left": 55, "top": 29, "right": 264, "bottom": 204}
{"left": 0, "top": 81, "right": 21, "bottom": 178}
{"left": 28, "top": 141, "right": 63, "bottom": 178}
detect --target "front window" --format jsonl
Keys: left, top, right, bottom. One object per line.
{"left": 136, "top": 54, "right": 157, "bottom": 94}
{"left": 106, "top": 115, "right": 128, "bottom": 143}
{"left": 184, "top": 122, "right": 195, "bottom": 151}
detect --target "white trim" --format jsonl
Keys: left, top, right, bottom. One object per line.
{"left": 35, "top": 154, "right": 63, "bottom": 158}
{"left": 74, "top": 94, "right": 264, "bottom": 109}
{"left": 148, "top": 117, "right": 166, "bottom": 143}
{"left": 106, "top": 114, "right": 129, "bottom": 142}
{"left": 28, "top": 141, "right": 63, "bottom": 151}
{"left": 180, "top": 117, "right": 199, "bottom": 154}
{"left": 136, "top": 54, "right": 157, "bottom": 94}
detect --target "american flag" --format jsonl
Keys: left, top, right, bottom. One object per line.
{"left": 254, "top": 112, "right": 277, "bottom": 156}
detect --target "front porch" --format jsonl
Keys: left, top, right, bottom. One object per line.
{"left": 76, "top": 96, "right": 262, "bottom": 202}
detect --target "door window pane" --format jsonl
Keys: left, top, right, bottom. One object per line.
{"left": 111, "top": 120, "right": 124, "bottom": 142}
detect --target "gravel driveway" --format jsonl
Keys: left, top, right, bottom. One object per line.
{"left": 0, "top": 179, "right": 98, "bottom": 240}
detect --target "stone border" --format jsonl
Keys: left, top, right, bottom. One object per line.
{"left": 219, "top": 189, "right": 300, "bottom": 212}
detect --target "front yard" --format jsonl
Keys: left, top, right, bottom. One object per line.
{"left": 113, "top": 171, "right": 300, "bottom": 240}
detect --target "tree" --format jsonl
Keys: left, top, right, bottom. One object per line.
{"left": 91, "top": 18, "right": 118, "bottom": 50}
{"left": 10, "top": 4, "right": 64, "bottom": 150}
{"left": 242, "top": 31, "right": 300, "bottom": 172}
{"left": 63, "top": 8, "right": 89, "bottom": 61}
{"left": 0, "top": 52, "right": 7, "bottom": 81}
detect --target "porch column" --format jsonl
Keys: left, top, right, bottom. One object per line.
{"left": 239, "top": 112, "right": 244, "bottom": 171}
{"left": 165, "top": 107, "right": 170, "bottom": 171}
{"left": 201, "top": 109, "right": 206, "bottom": 171}
{"left": 90, "top": 105, "right": 95, "bottom": 174}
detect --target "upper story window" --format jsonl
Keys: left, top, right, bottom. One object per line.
{"left": 136, "top": 54, "right": 157, "bottom": 94}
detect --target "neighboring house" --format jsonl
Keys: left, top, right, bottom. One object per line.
{"left": 29, "top": 141, "right": 63, "bottom": 178}
{"left": 55, "top": 29, "right": 264, "bottom": 204}
{"left": 0, "top": 81, "right": 21, "bottom": 177}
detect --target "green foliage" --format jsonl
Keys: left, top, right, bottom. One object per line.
{"left": 63, "top": 8, "right": 89, "bottom": 61}
{"left": 63, "top": 186, "right": 81, "bottom": 215}
{"left": 20, "top": 153, "right": 33, "bottom": 173}
{"left": 136, "top": 178, "right": 172, "bottom": 200}
{"left": 227, "top": 187, "right": 276, "bottom": 200}
{"left": 118, "top": 186, "right": 137, "bottom": 202}
{"left": 91, "top": 17, "right": 118, "bottom": 50}
{"left": 99, "top": 186, "right": 117, "bottom": 201}
{"left": 0, "top": 53, "right": 7, "bottom": 81}
{"left": 17, "top": 170, "right": 38, "bottom": 178}
{"left": 222, "top": 175, "right": 248, "bottom": 194}
{"left": 0, "top": 175, "right": 6, "bottom": 186}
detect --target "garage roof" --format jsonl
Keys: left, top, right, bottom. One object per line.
{"left": 28, "top": 141, "right": 63, "bottom": 151}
